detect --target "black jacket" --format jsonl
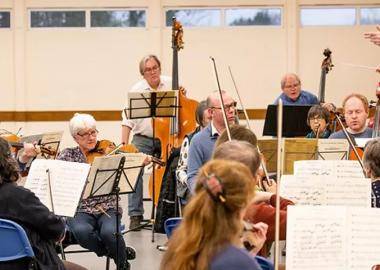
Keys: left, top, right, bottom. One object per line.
{"left": 0, "top": 182, "right": 65, "bottom": 270}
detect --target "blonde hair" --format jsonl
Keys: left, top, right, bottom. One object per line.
{"left": 160, "top": 159, "right": 255, "bottom": 270}
{"left": 342, "top": 93, "right": 369, "bottom": 114}
{"left": 69, "top": 113, "right": 96, "bottom": 137}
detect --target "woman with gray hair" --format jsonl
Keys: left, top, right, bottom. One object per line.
{"left": 58, "top": 113, "right": 134, "bottom": 270}
{"left": 363, "top": 138, "right": 380, "bottom": 208}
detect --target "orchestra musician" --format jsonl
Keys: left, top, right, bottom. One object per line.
{"left": 329, "top": 93, "right": 373, "bottom": 139}
{"left": 186, "top": 90, "right": 237, "bottom": 193}
{"left": 305, "top": 105, "right": 332, "bottom": 138}
{"left": 0, "top": 137, "right": 87, "bottom": 270}
{"left": 213, "top": 129, "right": 294, "bottom": 257}
{"left": 274, "top": 73, "right": 319, "bottom": 105}
{"left": 160, "top": 159, "right": 264, "bottom": 270}
{"left": 121, "top": 54, "right": 169, "bottom": 230}
{"left": 363, "top": 138, "right": 380, "bottom": 208}
{"left": 58, "top": 113, "right": 135, "bottom": 270}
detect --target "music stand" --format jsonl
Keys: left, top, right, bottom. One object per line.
{"left": 263, "top": 105, "right": 312, "bottom": 137}
{"left": 84, "top": 154, "right": 145, "bottom": 270}
{"left": 125, "top": 90, "right": 178, "bottom": 242}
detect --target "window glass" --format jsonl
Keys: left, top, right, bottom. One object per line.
{"left": 0, "top": 11, "right": 10, "bottom": 28}
{"left": 360, "top": 8, "right": 380, "bottom": 25}
{"left": 300, "top": 8, "right": 356, "bottom": 26}
{"left": 30, "top": 11, "right": 85, "bottom": 27}
{"left": 91, "top": 10, "right": 146, "bottom": 27}
{"left": 165, "top": 9, "right": 220, "bottom": 27}
{"left": 226, "top": 8, "right": 281, "bottom": 26}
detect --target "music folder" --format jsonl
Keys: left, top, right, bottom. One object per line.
{"left": 263, "top": 105, "right": 312, "bottom": 137}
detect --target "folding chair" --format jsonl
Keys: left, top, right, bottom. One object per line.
{"left": 0, "top": 218, "right": 35, "bottom": 270}
{"left": 164, "top": 217, "right": 182, "bottom": 238}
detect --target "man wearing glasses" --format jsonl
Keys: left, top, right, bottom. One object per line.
{"left": 121, "top": 54, "right": 170, "bottom": 230}
{"left": 186, "top": 90, "right": 237, "bottom": 194}
{"left": 274, "top": 73, "right": 319, "bottom": 105}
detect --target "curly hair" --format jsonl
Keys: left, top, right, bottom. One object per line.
{"left": 0, "top": 137, "right": 20, "bottom": 184}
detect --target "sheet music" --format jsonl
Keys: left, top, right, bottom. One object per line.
{"left": 25, "top": 159, "right": 90, "bottom": 217}
{"left": 287, "top": 206, "right": 380, "bottom": 270}
{"left": 318, "top": 139, "right": 349, "bottom": 160}
{"left": 37, "top": 131, "right": 63, "bottom": 159}
{"left": 280, "top": 175, "right": 371, "bottom": 207}
{"left": 283, "top": 138, "right": 318, "bottom": 174}
{"left": 127, "top": 91, "right": 178, "bottom": 119}
{"left": 83, "top": 153, "right": 145, "bottom": 198}
{"left": 294, "top": 160, "right": 365, "bottom": 178}
{"left": 286, "top": 206, "right": 348, "bottom": 270}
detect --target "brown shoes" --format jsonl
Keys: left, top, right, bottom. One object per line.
{"left": 129, "top": 215, "right": 143, "bottom": 231}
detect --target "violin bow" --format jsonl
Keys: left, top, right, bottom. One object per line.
{"left": 209, "top": 57, "right": 232, "bottom": 140}
{"left": 274, "top": 99, "right": 283, "bottom": 270}
{"left": 228, "top": 66, "right": 271, "bottom": 184}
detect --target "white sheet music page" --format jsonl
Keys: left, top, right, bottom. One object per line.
{"left": 287, "top": 206, "right": 380, "bottom": 270}
{"left": 294, "top": 160, "right": 364, "bottom": 178}
{"left": 25, "top": 159, "right": 90, "bottom": 217}
{"left": 281, "top": 175, "right": 371, "bottom": 207}
{"left": 347, "top": 207, "right": 380, "bottom": 270}
{"left": 286, "top": 206, "right": 347, "bottom": 270}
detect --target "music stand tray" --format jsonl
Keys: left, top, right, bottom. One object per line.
{"left": 263, "top": 105, "right": 312, "bottom": 137}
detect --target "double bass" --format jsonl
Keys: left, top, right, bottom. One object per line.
{"left": 150, "top": 18, "right": 198, "bottom": 205}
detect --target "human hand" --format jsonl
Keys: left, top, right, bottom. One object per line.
{"left": 364, "top": 26, "right": 380, "bottom": 46}
{"left": 19, "top": 142, "right": 41, "bottom": 163}
{"left": 241, "top": 222, "right": 268, "bottom": 255}
{"left": 263, "top": 178, "right": 277, "bottom": 193}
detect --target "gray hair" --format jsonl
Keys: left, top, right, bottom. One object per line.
{"left": 212, "top": 140, "right": 261, "bottom": 176}
{"left": 363, "top": 138, "right": 380, "bottom": 178}
{"left": 139, "top": 54, "right": 161, "bottom": 75}
{"left": 280, "top": 73, "right": 301, "bottom": 89}
{"left": 69, "top": 113, "right": 96, "bottom": 137}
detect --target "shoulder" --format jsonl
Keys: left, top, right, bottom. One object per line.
{"left": 57, "top": 146, "right": 84, "bottom": 162}
{"left": 130, "top": 79, "right": 149, "bottom": 92}
{"left": 210, "top": 245, "right": 260, "bottom": 270}
{"left": 300, "top": 90, "right": 319, "bottom": 103}
{"left": 329, "top": 130, "right": 343, "bottom": 139}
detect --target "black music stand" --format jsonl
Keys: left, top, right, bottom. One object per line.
{"left": 84, "top": 154, "right": 144, "bottom": 270}
{"left": 125, "top": 90, "right": 178, "bottom": 242}
{"left": 263, "top": 105, "right": 312, "bottom": 137}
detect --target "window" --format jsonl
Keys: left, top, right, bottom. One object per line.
{"left": 226, "top": 8, "right": 281, "bottom": 26}
{"left": 0, "top": 11, "right": 10, "bottom": 28}
{"left": 165, "top": 9, "right": 221, "bottom": 27}
{"left": 30, "top": 11, "right": 85, "bottom": 28}
{"left": 300, "top": 8, "right": 356, "bottom": 26}
{"left": 360, "top": 8, "right": 380, "bottom": 25}
{"left": 91, "top": 10, "right": 146, "bottom": 27}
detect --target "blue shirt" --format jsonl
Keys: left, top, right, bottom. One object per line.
{"left": 274, "top": 90, "right": 319, "bottom": 105}
{"left": 329, "top": 128, "right": 373, "bottom": 139}
{"left": 210, "top": 245, "right": 261, "bottom": 270}
{"left": 187, "top": 123, "right": 218, "bottom": 193}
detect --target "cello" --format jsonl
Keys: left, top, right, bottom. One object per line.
{"left": 150, "top": 17, "right": 198, "bottom": 205}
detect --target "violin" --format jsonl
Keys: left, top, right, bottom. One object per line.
{"left": 86, "top": 140, "right": 165, "bottom": 166}
{"left": 0, "top": 132, "right": 57, "bottom": 157}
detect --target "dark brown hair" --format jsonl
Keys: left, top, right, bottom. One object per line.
{"left": 0, "top": 137, "right": 20, "bottom": 184}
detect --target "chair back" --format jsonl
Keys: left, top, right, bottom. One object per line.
{"left": 164, "top": 217, "right": 182, "bottom": 238}
{"left": 255, "top": 255, "right": 274, "bottom": 270}
{"left": 0, "top": 218, "right": 35, "bottom": 262}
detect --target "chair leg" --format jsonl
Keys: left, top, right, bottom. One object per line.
{"left": 106, "top": 256, "right": 110, "bottom": 270}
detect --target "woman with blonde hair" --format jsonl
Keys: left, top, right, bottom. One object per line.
{"left": 160, "top": 159, "right": 261, "bottom": 270}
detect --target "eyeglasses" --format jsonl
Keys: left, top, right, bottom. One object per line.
{"left": 77, "top": 130, "right": 98, "bottom": 139}
{"left": 143, "top": 65, "right": 160, "bottom": 74}
{"left": 211, "top": 101, "right": 237, "bottom": 111}
{"left": 284, "top": 83, "right": 300, "bottom": 89}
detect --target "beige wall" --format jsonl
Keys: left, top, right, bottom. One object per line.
{"left": 1, "top": 0, "right": 379, "bottom": 146}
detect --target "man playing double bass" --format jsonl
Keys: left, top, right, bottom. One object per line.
{"left": 121, "top": 54, "right": 169, "bottom": 230}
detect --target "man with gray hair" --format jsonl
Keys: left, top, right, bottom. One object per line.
{"left": 274, "top": 73, "right": 319, "bottom": 105}
{"left": 186, "top": 90, "right": 237, "bottom": 193}
{"left": 121, "top": 54, "right": 169, "bottom": 230}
